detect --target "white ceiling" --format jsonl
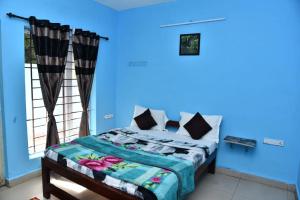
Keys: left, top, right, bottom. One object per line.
{"left": 95, "top": 0, "right": 175, "bottom": 11}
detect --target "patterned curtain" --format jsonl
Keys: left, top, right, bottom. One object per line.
{"left": 72, "top": 29, "right": 100, "bottom": 137}
{"left": 29, "top": 16, "right": 70, "bottom": 147}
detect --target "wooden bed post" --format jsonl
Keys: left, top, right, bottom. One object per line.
{"left": 42, "top": 158, "right": 51, "bottom": 199}
{"left": 207, "top": 158, "right": 216, "bottom": 174}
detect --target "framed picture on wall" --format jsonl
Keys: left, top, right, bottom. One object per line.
{"left": 179, "top": 33, "right": 200, "bottom": 56}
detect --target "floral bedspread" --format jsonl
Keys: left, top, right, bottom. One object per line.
{"left": 45, "top": 129, "right": 210, "bottom": 200}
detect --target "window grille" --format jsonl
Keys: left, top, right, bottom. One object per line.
{"left": 24, "top": 28, "right": 83, "bottom": 155}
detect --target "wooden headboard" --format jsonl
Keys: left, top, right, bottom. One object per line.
{"left": 165, "top": 120, "right": 180, "bottom": 129}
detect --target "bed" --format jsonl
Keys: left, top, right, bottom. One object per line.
{"left": 42, "top": 120, "right": 218, "bottom": 200}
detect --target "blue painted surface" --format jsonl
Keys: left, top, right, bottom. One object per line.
{"left": 0, "top": 19, "right": 5, "bottom": 181}
{"left": 115, "top": 0, "right": 300, "bottom": 184}
{"left": 0, "top": 0, "right": 117, "bottom": 180}
{"left": 297, "top": 161, "right": 300, "bottom": 198}
{"left": 0, "top": 0, "right": 299, "bottom": 188}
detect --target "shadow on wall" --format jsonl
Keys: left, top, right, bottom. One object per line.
{"left": 0, "top": 19, "right": 5, "bottom": 186}
{"left": 297, "top": 161, "right": 300, "bottom": 197}
{"left": 0, "top": 135, "right": 3, "bottom": 186}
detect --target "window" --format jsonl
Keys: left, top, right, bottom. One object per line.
{"left": 24, "top": 28, "right": 83, "bottom": 156}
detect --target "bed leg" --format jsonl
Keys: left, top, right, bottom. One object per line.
{"left": 42, "top": 158, "right": 51, "bottom": 199}
{"left": 208, "top": 158, "right": 216, "bottom": 174}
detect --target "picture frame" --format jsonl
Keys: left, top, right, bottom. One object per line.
{"left": 179, "top": 33, "right": 200, "bottom": 56}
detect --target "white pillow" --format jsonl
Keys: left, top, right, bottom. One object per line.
{"left": 177, "top": 112, "right": 222, "bottom": 142}
{"left": 130, "top": 105, "right": 168, "bottom": 131}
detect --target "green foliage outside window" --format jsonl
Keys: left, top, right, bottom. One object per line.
{"left": 24, "top": 32, "right": 37, "bottom": 64}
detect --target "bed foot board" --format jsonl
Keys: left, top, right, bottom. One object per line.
{"left": 207, "top": 158, "right": 216, "bottom": 174}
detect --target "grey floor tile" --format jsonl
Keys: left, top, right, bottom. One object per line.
{"left": 0, "top": 174, "right": 293, "bottom": 200}
{"left": 232, "top": 193, "right": 254, "bottom": 200}
{"left": 234, "top": 179, "right": 288, "bottom": 200}
{"left": 0, "top": 186, "right": 8, "bottom": 192}
{"left": 0, "top": 177, "right": 42, "bottom": 200}
{"left": 187, "top": 173, "right": 236, "bottom": 200}
{"left": 200, "top": 173, "right": 240, "bottom": 195}
{"left": 188, "top": 185, "right": 233, "bottom": 200}
{"left": 287, "top": 191, "right": 296, "bottom": 200}
{"left": 0, "top": 176, "right": 107, "bottom": 200}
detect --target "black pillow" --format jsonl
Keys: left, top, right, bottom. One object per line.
{"left": 134, "top": 109, "right": 157, "bottom": 130}
{"left": 183, "top": 112, "right": 212, "bottom": 140}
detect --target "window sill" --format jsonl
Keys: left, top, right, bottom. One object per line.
{"left": 29, "top": 151, "right": 44, "bottom": 160}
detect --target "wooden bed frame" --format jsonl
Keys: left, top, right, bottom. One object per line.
{"left": 42, "top": 120, "right": 218, "bottom": 200}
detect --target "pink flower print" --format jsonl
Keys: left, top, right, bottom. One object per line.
{"left": 128, "top": 145, "right": 137, "bottom": 150}
{"left": 102, "top": 156, "right": 123, "bottom": 164}
{"left": 151, "top": 177, "right": 161, "bottom": 184}
{"left": 113, "top": 142, "right": 121, "bottom": 146}
{"left": 52, "top": 144, "right": 60, "bottom": 149}
{"left": 163, "top": 169, "right": 171, "bottom": 173}
{"left": 70, "top": 141, "right": 77, "bottom": 145}
{"left": 79, "top": 159, "right": 112, "bottom": 171}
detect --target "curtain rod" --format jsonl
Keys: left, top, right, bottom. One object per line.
{"left": 6, "top": 12, "right": 109, "bottom": 41}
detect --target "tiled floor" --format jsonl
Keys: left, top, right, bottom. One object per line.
{"left": 0, "top": 173, "right": 296, "bottom": 200}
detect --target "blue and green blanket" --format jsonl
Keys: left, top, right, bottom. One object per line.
{"left": 45, "top": 130, "right": 207, "bottom": 200}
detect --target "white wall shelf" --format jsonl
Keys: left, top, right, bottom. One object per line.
{"left": 160, "top": 17, "right": 226, "bottom": 28}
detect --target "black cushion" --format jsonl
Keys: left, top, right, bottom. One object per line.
{"left": 134, "top": 109, "right": 157, "bottom": 130}
{"left": 183, "top": 112, "right": 212, "bottom": 140}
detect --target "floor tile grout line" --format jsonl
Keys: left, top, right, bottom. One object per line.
{"left": 230, "top": 177, "right": 241, "bottom": 200}
{"left": 287, "top": 188, "right": 296, "bottom": 200}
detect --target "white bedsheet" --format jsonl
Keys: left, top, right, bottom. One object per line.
{"left": 125, "top": 127, "right": 218, "bottom": 166}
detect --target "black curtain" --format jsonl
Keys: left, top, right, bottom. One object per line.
{"left": 72, "top": 29, "right": 100, "bottom": 137}
{"left": 29, "top": 16, "right": 70, "bottom": 147}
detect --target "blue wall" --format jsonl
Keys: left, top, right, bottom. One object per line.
{"left": 115, "top": 0, "right": 300, "bottom": 184}
{"left": 297, "top": 161, "right": 300, "bottom": 198}
{"left": 0, "top": 0, "right": 300, "bottom": 187}
{"left": 0, "top": 0, "right": 117, "bottom": 180}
